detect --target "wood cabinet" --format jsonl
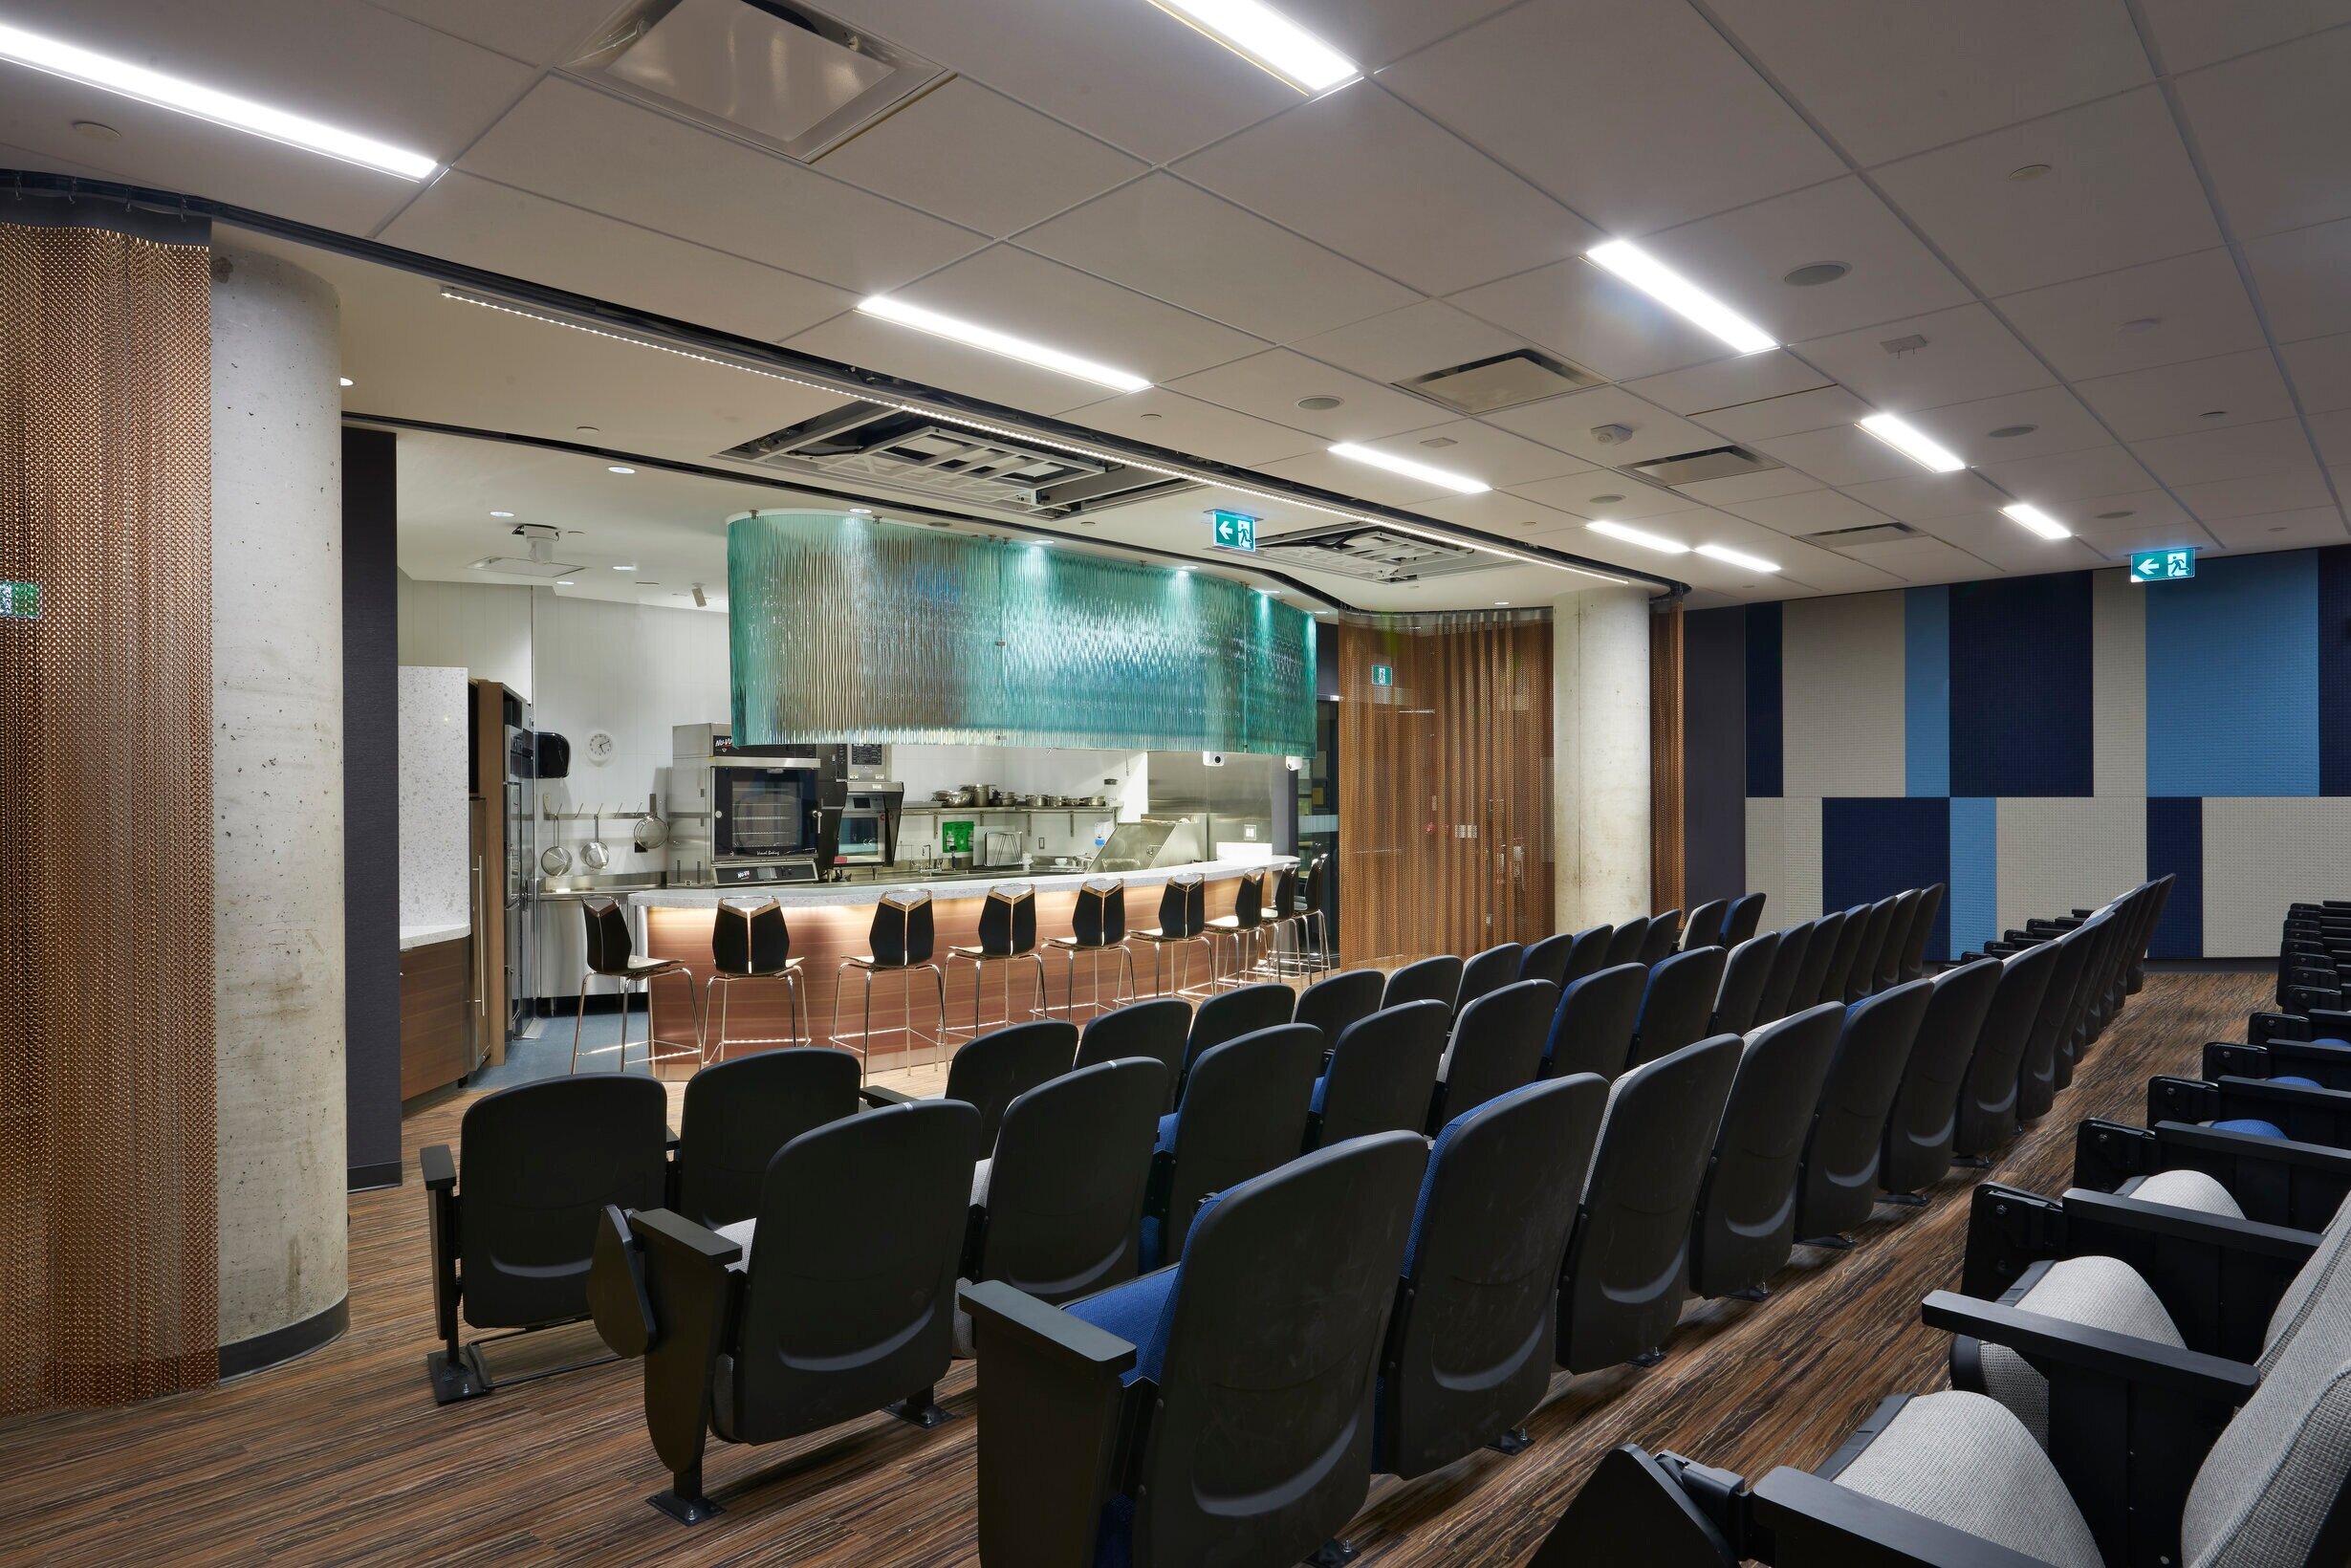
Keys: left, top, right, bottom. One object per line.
{"left": 400, "top": 936, "right": 476, "bottom": 1100}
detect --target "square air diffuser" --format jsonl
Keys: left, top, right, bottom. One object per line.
{"left": 1396, "top": 349, "right": 1600, "bottom": 414}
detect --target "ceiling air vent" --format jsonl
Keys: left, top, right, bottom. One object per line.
{"left": 467, "top": 555, "right": 585, "bottom": 578}
{"left": 1254, "top": 525, "right": 1493, "bottom": 583}
{"left": 1395, "top": 348, "right": 1600, "bottom": 415}
{"left": 1625, "top": 445, "right": 1784, "bottom": 487}
{"left": 718, "top": 403, "right": 1196, "bottom": 518}
{"left": 1801, "top": 520, "right": 1918, "bottom": 548}
{"left": 573, "top": 0, "right": 946, "bottom": 162}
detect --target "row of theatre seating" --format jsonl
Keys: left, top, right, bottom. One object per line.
{"left": 1549, "top": 876, "right": 2351, "bottom": 1568}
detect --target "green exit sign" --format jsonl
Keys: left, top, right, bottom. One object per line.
{"left": 2130, "top": 547, "right": 2196, "bottom": 583}
{"left": 1371, "top": 664, "right": 1394, "bottom": 687}
{"left": 1209, "top": 510, "right": 1256, "bottom": 553}
{"left": 0, "top": 580, "right": 37, "bottom": 620}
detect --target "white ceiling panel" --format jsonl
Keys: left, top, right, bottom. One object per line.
{"left": 1702, "top": 0, "right": 2148, "bottom": 164}
{"left": 1174, "top": 84, "right": 1600, "bottom": 295}
{"left": 1870, "top": 88, "right": 2217, "bottom": 295}
{"left": 1016, "top": 173, "right": 1417, "bottom": 343}
{"left": 364, "top": 0, "right": 618, "bottom": 65}
{"left": 1909, "top": 386, "right": 2113, "bottom": 462}
{"left": 1919, "top": 513, "right": 2106, "bottom": 575}
{"left": 2073, "top": 513, "right": 2221, "bottom": 556}
{"left": 1690, "top": 384, "right": 1874, "bottom": 443}
{"left": 2243, "top": 217, "right": 2351, "bottom": 344}
{"left": 1273, "top": 0, "right": 1523, "bottom": 70}
{"left": 2171, "top": 468, "right": 2337, "bottom": 518}
{"left": 1257, "top": 449, "right": 1459, "bottom": 508}
{"left": 1837, "top": 534, "right": 2007, "bottom": 583}
{"left": 1838, "top": 469, "right": 2014, "bottom": 523}
{"left": 1411, "top": 488, "right": 1595, "bottom": 537}
{"left": 2132, "top": 417, "right": 2320, "bottom": 487}
{"left": 1340, "top": 420, "right": 1594, "bottom": 488}
{"left": 813, "top": 78, "right": 1143, "bottom": 238}
{"left": 1750, "top": 425, "right": 1920, "bottom": 488}
{"left": 1977, "top": 444, "right": 2157, "bottom": 502}
{"left": 2136, "top": 0, "right": 2351, "bottom": 72}
{"left": 1059, "top": 388, "right": 1321, "bottom": 468}
{"left": 2059, "top": 489, "right": 2199, "bottom": 533}
{"left": 808, "top": 0, "right": 1297, "bottom": 163}
{"left": 2202, "top": 507, "right": 2351, "bottom": 549}
{"left": 1795, "top": 304, "right": 2055, "bottom": 409}
{"left": 1622, "top": 352, "right": 1833, "bottom": 417}
{"left": 1166, "top": 350, "right": 1457, "bottom": 440}
{"left": 779, "top": 311, "right": 1123, "bottom": 416}
{"left": 2073, "top": 349, "right": 2301, "bottom": 440}
{"left": 1719, "top": 488, "right": 1898, "bottom": 535}
{"left": 1996, "top": 248, "right": 2266, "bottom": 379}
{"left": 2308, "top": 409, "right": 2351, "bottom": 466}
{"left": 1508, "top": 473, "right": 1702, "bottom": 521}
{"left": 1772, "top": 551, "right": 1907, "bottom": 596}
{"left": 2173, "top": 28, "right": 2351, "bottom": 238}
{"left": 2280, "top": 332, "right": 2351, "bottom": 414}
{"left": 459, "top": 78, "right": 985, "bottom": 294}
{"left": 1674, "top": 467, "right": 1829, "bottom": 506}
{"left": 1289, "top": 299, "right": 1532, "bottom": 386}
{"left": 1482, "top": 384, "right": 1731, "bottom": 466}
{"left": 381, "top": 173, "right": 857, "bottom": 344}
{"left": 1644, "top": 178, "right": 1970, "bottom": 343}
{"left": 1448, "top": 258, "right": 1731, "bottom": 381}
{"left": 1377, "top": 0, "right": 1842, "bottom": 235}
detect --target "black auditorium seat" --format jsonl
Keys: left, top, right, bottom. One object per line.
{"left": 1709, "top": 929, "right": 1782, "bottom": 1037}
{"left": 1898, "top": 882, "right": 1945, "bottom": 981}
{"left": 1627, "top": 946, "right": 1729, "bottom": 1067}
{"left": 1557, "top": 925, "right": 1617, "bottom": 986}
{"left": 1517, "top": 929, "right": 1582, "bottom": 989}
{"left": 421, "top": 1073, "right": 669, "bottom": 1404}
{"left": 1951, "top": 938, "right": 2061, "bottom": 1163}
{"left": 1750, "top": 919, "right": 1816, "bottom": 1026}
{"left": 1782, "top": 908, "right": 1845, "bottom": 1013}
{"left": 1842, "top": 896, "right": 1900, "bottom": 1002}
{"left": 1294, "top": 969, "right": 1384, "bottom": 1051}
{"left": 1455, "top": 941, "right": 1526, "bottom": 1013}
{"left": 1382, "top": 953, "right": 1463, "bottom": 1012}
{"left": 1872, "top": 887, "right": 1921, "bottom": 993}
{"left": 1815, "top": 904, "right": 1872, "bottom": 1007}
{"left": 1876, "top": 957, "right": 2002, "bottom": 1203}
{"left": 1541, "top": 962, "right": 1646, "bottom": 1080}
{"left": 1602, "top": 916, "right": 1651, "bottom": 968}
{"left": 1179, "top": 982, "right": 1295, "bottom": 1096}
{"left": 1306, "top": 1000, "right": 1448, "bottom": 1150}
{"left": 1141, "top": 1023, "right": 1322, "bottom": 1269}
{"left": 961, "top": 1132, "right": 1428, "bottom": 1568}
{"left": 946, "top": 1019, "right": 1078, "bottom": 1149}
{"left": 1638, "top": 910, "right": 1684, "bottom": 966}
{"left": 1074, "top": 996, "right": 1190, "bottom": 1097}
{"left": 1721, "top": 892, "right": 1767, "bottom": 948}
{"left": 1790, "top": 977, "right": 1935, "bottom": 1247}
{"left": 2016, "top": 922, "right": 2097, "bottom": 1122}
{"left": 1426, "top": 978, "right": 1556, "bottom": 1129}
{"left": 670, "top": 1046, "right": 860, "bottom": 1229}
{"left": 1686, "top": 1003, "right": 1846, "bottom": 1302}
{"left": 1680, "top": 898, "right": 1730, "bottom": 953}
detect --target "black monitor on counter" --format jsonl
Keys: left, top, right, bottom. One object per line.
{"left": 815, "top": 779, "right": 903, "bottom": 869}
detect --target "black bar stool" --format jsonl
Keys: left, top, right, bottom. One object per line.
{"left": 1203, "top": 866, "right": 1268, "bottom": 992}
{"left": 946, "top": 882, "right": 1050, "bottom": 1042}
{"left": 573, "top": 896, "right": 703, "bottom": 1073}
{"left": 1047, "top": 877, "right": 1138, "bottom": 1021}
{"left": 830, "top": 889, "right": 947, "bottom": 1078}
{"left": 1130, "top": 872, "right": 1213, "bottom": 996}
{"left": 704, "top": 899, "right": 810, "bottom": 1064}
{"left": 1256, "top": 860, "right": 1325, "bottom": 979}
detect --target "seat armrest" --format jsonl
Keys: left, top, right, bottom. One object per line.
{"left": 623, "top": 1209, "right": 742, "bottom": 1484}
{"left": 2148, "top": 1075, "right": 2217, "bottom": 1123}
{"left": 1749, "top": 1468, "right": 2057, "bottom": 1568}
{"left": 860, "top": 1084, "right": 917, "bottom": 1109}
{"left": 423, "top": 1144, "right": 461, "bottom": 1353}
{"left": 664, "top": 1125, "right": 681, "bottom": 1153}
{"left": 1921, "top": 1291, "right": 2258, "bottom": 1405}
{"left": 2205, "top": 1041, "right": 2270, "bottom": 1080}
{"left": 420, "top": 1143, "right": 456, "bottom": 1191}
{"left": 631, "top": 1207, "right": 743, "bottom": 1268}
{"left": 961, "top": 1279, "right": 1140, "bottom": 1374}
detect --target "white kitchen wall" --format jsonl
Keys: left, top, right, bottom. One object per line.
{"left": 396, "top": 664, "right": 470, "bottom": 928}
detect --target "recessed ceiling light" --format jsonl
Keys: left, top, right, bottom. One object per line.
{"left": 490, "top": 510, "right": 514, "bottom": 518}
{"left": 2096, "top": 510, "right": 2134, "bottom": 520}
{"left": 0, "top": 21, "right": 439, "bottom": 178}
{"left": 857, "top": 294, "right": 1150, "bottom": 392}
{"left": 2201, "top": 408, "right": 2229, "bottom": 419}
{"left": 337, "top": 376, "right": 354, "bottom": 387}
{"left": 1139, "top": 411, "right": 1164, "bottom": 421}
{"left": 576, "top": 425, "right": 600, "bottom": 434}
{"left": 1328, "top": 442, "right": 1490, "bottom": 494}
{"left": 1858, "top": 412, "right": 1966, "bottom": 473}
{"left": 1782, "top": 261, "right": 1849, "bottom": 287}
{"left": 2270, "top": 525, "right": 2287, "bottom": 534}
{"left": 1988, "top": 424, "right": 2037, "bottom": 439}
{"left": 613, "top": 563, "right": 638, "bottom": 571}
{"left": 1419, "top": 436, "right": 1458, "bottom": 448}
{"left": 607, "top": 465, "right": 636, "bottom": 474}
{"left": 2002, "top": 502, "right": 2072, "bottom": 540}
{"left": 1296, "top": 395, "right": 1345, "bottom": 411}
{"left": 555, "top": 580, "right": 575, "bottom": 587}
{"left": 849, "top": 506, "right": 874, "bottom": 515}
{"left": 2121, "top": 316, "right": 2164, "bottom": 333}
{"left": 2008, "top": 163, "right": 2054, "bottom": 182}
{"left": 1140, "top": 0, "right": 1361, "bottom": 93}
{"left": 1696, "top": 542, "right": 1780, "bottom": 573}
{"left": 1493, "top": 600, "right": 1511, "bottom": 607}
{"left": 1588, "top": 492, "right": 1625, "bottom": 505}
{"left": 70, "top": 119, "right": 119, "bottom": 141}
{"left": 1586, "top": 240, "right": 1776, "bottom": 355}
{"left": 1587, "top": 519, "right": 1689, "bottom": 555}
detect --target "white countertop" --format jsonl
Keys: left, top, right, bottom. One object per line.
{"left": 630, "top": 855, "right": 1294, "bottom": 911}
{"left": 399, "top": 920, "right": 471, "bottom": 951}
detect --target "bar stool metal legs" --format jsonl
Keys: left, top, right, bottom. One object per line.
{"left": 571, "top": 968, "right": 704, "bottom": 1073}
{"left": 703, "top": 969, "right": 811, "bottom": 1065}
{"left": 1061, "top": 941, "right": 1139, "bottom": 1022}
{"left": 827, "top": 960, "right": 948, "bottom": 1079}
{"left": 943, "top": 950, "right": 1051, "bottom": 1043}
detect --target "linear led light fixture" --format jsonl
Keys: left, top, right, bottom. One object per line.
{"left": 1586, "top": 519, "right": 1689, "bottom": 555}
{"left": 2001, "top": 502, "right": 2072, "bottom": 540}
{"left": 1857, "top": 412, "right": 1967, "bottom": 473}
{"left": 1142, "top": 0, "right": 1359, "bottom": 92}
{"left": 857, "top": 294, "right": 1150, "bottom": 392}
{"left": 1328, "top": 443, "right": 1490, "bottom": 494}
{"left": 1585, "top": 240, "right": 1775, "bottom": 355}
{"left": 1695, "top": 542, "right": 1780, "bottom": 573}
{"left": 0, "top": 22, "right": 438, "bottom": 178}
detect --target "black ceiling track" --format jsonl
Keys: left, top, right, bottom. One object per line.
{"left": 2, "top": 168, "right": 1688, "bottom": 599}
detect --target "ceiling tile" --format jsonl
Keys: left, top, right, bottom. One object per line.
{"left": 1690, "top": 384, "right": 1875, "bottom": 443}
{"left": 459, "top": 78, "right": 985, "bottom": 294}
{"left": 1507, "top": 473, "right": 1702, "bottom": 521}
{"left": 1996, "top": 248, "right": 2265, "bottom": 379}
{"left": 813, "top": 78, "right": 1143, "bottom": 238}
{"left": 1348, "top": 420, "right": 1594, "bottom": 488}
{"left": 1289, "top": 299, "right": 1532, "bottom": 385}
{"left": 1701, "top": 0, "right": 2149, "bottom": 163}
{"left": 1871, "top": 87, "right": 2217, "bottom": 294}
{"left": 2062, "top": 489, "right": 2199, "bottom": 532}
{"left": 1167, "top": 350, "right": 1456, "bottom": 441}
{"left": 1277, "top": 0, "right": 1524, "bottom": 69}
{"left": 2173, "top": 468, "right": 2337, "bottom": 518}
{"left": 1645, "top": 178, "right": 1971, "bottom": 343}
{"left": 2072, "top": 349, "right": 2300, "bottom": 440}
{"left": 1751, "top": 425, "right": 1920, "bottom": 488}
{"left": 1411, "top": 489, "right": 1594, "bottom": 537}
{"left": 1674, "top": 467, "right": 1829, "bottom": 505}
{"left": 1622, "top": 352, "right": 1833, "bottom": 417}
{"left": 810, "top": 0, "right": 1297, "bottom": 162}
{"left": 2136, "top": 0, "right": 2351, "bottom": 71}
{"left": 1830, "top": 534, "right": 2003, "bottom": 583}
{"left": 1909, "top": 385, "right": 2113, "bottom": 463}
{"left": 1481, "top": 385, "right": 1731, "bottom": 466}
{"left": 2201, "top": 507, "right": 2351, "bottom": 549}
{"left": 1175, "top": 84, "right": 1600, "bottom": 295}
{"left": 1377, "top": 0, "right": 1842, "bottom": 234}
{"left": 1017, "top": 173, "right": 1417, "bottom": 343}
{"left": 883, "top": 244, "right": 1267, "bottom": 381}
{"left": 1448, "top": 258, "right": 1730, "bottom": 381}
{"left": 1258, "top": 449, "right": 1459, "bottom": 508}
{"left": 1975, "top": 444, "right": 2159, "bottom": 502}
{"left": 381, "top": 173, "right": 856, "bottom": 344}
{"left": 1720, "top": 488, "right": 1900, "bottom": 535}
{"left": 779, "top": 312, "right": 1124, "bottom": 416}
{"left": 2073, "top": 513, "right": 2220, "bottom": 555}
{"left": 1916, "top": 512, "right": 2108, "bottom": 574}
{"left": 2244, "top": 217, "right": 2351, "bottom": 343}
{"left": 2132, "top": 417, "right": 2320, "bottom": 487}
{"left": 1795, "top": 303, "right": 2055, "bottom": 409}
{"left": 2311, "top": 407, "right": 2351, "bottom": 466}
{"left": 359, "top": 0, "right": 616, "bottom": 63}
{"left": 2280, "top": 332, "right": 2351, "bottom": 414}
{"left": 2174, "top": 27, "right": 2351, "bottom": 238}
{"left": 1059, "top": 388, "right": 1322, "bottom": 468}
{"left": 1838, "top": 469, "right": 2014, "bottom": 523}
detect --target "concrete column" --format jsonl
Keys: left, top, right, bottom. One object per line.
{"left": 210, "top": 244, "right": 348, "bottom": 1361}
{"left": 1553, "top": 585, "right": 1651, "bottom": 930}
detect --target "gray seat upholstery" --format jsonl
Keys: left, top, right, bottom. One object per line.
{"left": 1823, "top": 1391, "right": 2105, "bottom": 1568}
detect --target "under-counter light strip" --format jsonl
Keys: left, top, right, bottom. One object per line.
{"left": 1141, "top": 0, "right": 1360, "bottom": 92}
{"left": 437, "top": 286, "right": 1636, "bottom": 588}
{"left": 0, "top": 21, "right": 439, "bottom": 178}
{"left": 856, "top": 294, "right": 1152, "bottom": 393}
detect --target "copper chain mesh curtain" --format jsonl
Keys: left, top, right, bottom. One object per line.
{"left": 1650, "top": 600, "right": 1686, "bottom": 916}
{"left": 1336, "top": 615, "right": 1554, "bottom": 966}
{"left": 1, "top": 219, "right": 217, "bottom": 1411}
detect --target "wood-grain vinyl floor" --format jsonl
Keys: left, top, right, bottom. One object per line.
{"left": 0, "top": 971, "right": 2260, "bottom": 1567}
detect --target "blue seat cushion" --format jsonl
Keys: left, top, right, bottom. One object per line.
{"left": 1065, "top": 1266, "right": 1180, "bottom": 1386}
{"left": 1310, "top": 1075, "right": 1330, "bottom": 1114}
{"left": 2274, "top": 1076, "right": 2321, "bottom": 1088}
{"left": 1156, "top": 1111, "right": 1179, "bottom": 1151}
{"left": 2211, "top": 1118, "right": 2287, "bottom": 1139}
{"left": 2313, "top": 1037, "right": 2350, "bottom": 1050}
{"left": 1091, "top": 1495, "right": 1137, "bottom": 1568}
{"left": 1138, "top": 1214, "right": 1162, "bottom": 1272}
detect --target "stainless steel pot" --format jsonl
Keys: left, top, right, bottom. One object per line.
{"left": 582, "top": 808, "right": 610, "bottom": 872}
{"left": 540, "top": 843, "right": 573, "bottom": 876}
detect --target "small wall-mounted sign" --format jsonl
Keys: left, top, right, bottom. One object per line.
{"left": 1370, "top": 664, "right": 1394, "bottom": 687}
{"left": 2129, "top": 547, "right": 2196, "bottom": 583}
{"left": 1209, "top": 510, "right": 1257, "bottom": 553}
{"left": 0, "top": 580, "right": 39, "bottom": 620}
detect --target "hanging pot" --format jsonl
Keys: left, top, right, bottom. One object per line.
{"left": 632, "top": 793, "right": 668, "bottom": 853}
{"left": 582, "top": 808, "right": 611, "bottom": 871}
{"left": 540, "top": 843, "right": 573, "bottom": 877}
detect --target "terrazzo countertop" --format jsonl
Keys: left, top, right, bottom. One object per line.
{"left": 630, "top": 856, "right": 1295, "bottom": 910}
{"left": 399, "top": 921, "right": 471, "bottom": 951}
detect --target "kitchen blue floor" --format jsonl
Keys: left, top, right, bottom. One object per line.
{"left": 467, "top": 1008, "right": 656, "bottom": 1094}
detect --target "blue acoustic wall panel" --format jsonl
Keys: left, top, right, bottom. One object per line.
{"left": 1905, "top": 586, "right": 1949, "bottom": 797}
{"left": 1948, "top": 798, "right": 1997, "bottom": 960}
{"left": 1822, "top": 797, "right": 1949, "bottom": 959}
{"left": 1949, "top": 572, "right": 2094, "bottom": 797}
{"left": 1746, "top": 600, "right": 1781, "bottom": 797}
{"left": 2147, "top": 550, "right": 2318, "bottom": 796}
{"left": 2317, "top": 546, "right": 2351, "bottom": 795}
{"left": 2144, "top": 796, "right": 2204, "bottom": 960}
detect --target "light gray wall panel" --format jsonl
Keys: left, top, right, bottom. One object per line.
{"left": 1994, "top": 796, "right": 2145, "bottom": 935}
{"left": 1781, "top": 591, "right": 1906, "bottom": 797}
{"left": 2092, "top": 567, "right": 2146, "bottom": 798}
{"left": 2204, "top": 797, "right": 2351, "bottom": 956}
